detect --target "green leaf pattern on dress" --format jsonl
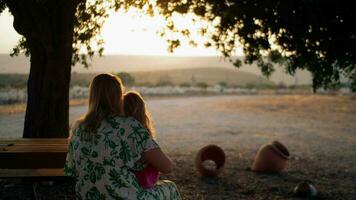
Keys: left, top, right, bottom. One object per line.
{"left": 64, "top": 116, "right": 181, "bottom": 200}
{"left": 86, "top": 187, "right": 106, "bottom": 200}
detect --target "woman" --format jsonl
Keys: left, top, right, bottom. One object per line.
{"left": 64, "top": 73, "right": 181, "bottom": 200}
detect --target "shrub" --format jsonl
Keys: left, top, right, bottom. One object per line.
{"left": 196, "top": 82, "right": 208, "bottom": 89}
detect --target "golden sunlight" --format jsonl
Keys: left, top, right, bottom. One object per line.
{"left": 101, "top": 9, "right": 224, "bottom": 56}
{"left": 0, "top": 8, "right": 243, "bottom": 56}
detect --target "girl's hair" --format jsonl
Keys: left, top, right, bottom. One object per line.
{"left": 124, "top": 91, "right": 155, "bottom": 137}
{"left": 76, "top": 73, "right": 124, "bottom": 141}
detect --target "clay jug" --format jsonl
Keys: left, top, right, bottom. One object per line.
{"left": 195, "top": 144, "right": 226, "bottom": 176}
{"left": 294, "top": 181, "right": 318, "bottom": 198}
{"left": 252, "top": 141, "right": 290, "bottom": 172}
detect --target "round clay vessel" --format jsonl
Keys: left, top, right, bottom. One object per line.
{"left": 251, "top": 140, "right": 290, "bottom": 172}
{"left": 195, "top": 144, "right": 226, "bottom": 176}
{"left": 294, "top": 181, "right": 318, "bottom": 197}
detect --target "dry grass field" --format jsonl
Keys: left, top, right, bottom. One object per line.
{"left": 1, "top": 94, "right": 355, "bottom": 199}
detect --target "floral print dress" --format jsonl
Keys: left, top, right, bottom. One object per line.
{"left": 64, "top": 116, "right": 181, "bottom": 200}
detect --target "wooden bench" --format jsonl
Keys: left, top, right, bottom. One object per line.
{"left": 0, "top": 138, "right": 70, "bottom": 199}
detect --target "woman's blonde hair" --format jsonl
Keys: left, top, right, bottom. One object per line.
{"left": 124, "top": 91, "right": 155, "bottom": 137}
{"left": 77, "top": 73, "right": 124, "bottom": 141}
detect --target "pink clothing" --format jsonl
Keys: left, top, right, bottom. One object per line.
{"left": 135, "top": 164, "right": 160, "bottom": 188}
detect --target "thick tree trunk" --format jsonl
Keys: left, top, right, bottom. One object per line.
{"left": 6, "top": 0, "right": 78, "bottom": 138}
{"left": 24, "top": 40, "right": 72, "bottom": 138}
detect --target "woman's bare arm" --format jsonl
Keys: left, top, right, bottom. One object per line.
{"left": 142, "top": 148, "right": 172, "bottom": 174}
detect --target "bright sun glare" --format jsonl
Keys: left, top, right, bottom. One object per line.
{"left": 101, "top": 9, "right": 226, "bottom": 56}
{"left": 0, "top": 8, "right": 242, "bottom": 56}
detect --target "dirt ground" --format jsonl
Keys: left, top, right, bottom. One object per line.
{"left": 159, "top": 95, "right": 356, "bottom": 200}
{"left": 1, "top": 94, "right": 355, "bottom": 199}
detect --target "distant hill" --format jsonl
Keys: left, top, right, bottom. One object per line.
{"left": 130, "top": 67, "right": 273, "bottom": 86}
{"left": 1, "top": 68, "right": 273, "bottom": 88}
{"left": 0, "top": 54, "right": 312, "bottom": 85}
{"left": 71, "top": 67, "right": 274, "bottom": 87}
{"left": 0, "top": 54, "right": 236, "bottom": 73}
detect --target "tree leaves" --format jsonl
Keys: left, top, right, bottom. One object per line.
{"left": 0, "top": 0, "right": 6, "bottom": 14}
{"left": 10, "top": 37, "right": 30, "bottom": 57}
{"left": 154, "top": 0, "right": 356, "bottom": 91}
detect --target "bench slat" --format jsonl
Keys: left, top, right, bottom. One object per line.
{"left": 0, "top": 138, "right": 68, "bottom": 153}
{"left": 0, "top": 168, "right": 65, "bottom": 178}
{"left": 1, "top": 146, "right": 68, "bottom": 152}
{"left": 0, "top": 152, "right": 67, "bottom": 168}
{"left": 0, "top": 138, "right": 68, "bottom": 145}
{"left": 0, "top": 139, "right": 69, "bottom": 178}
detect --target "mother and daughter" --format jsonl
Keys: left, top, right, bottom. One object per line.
{"left": 64, "top": 73, "right": 181, "bottom": 199}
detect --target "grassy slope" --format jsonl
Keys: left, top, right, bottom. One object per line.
{"left": 131, "top": 67, "right": 274, "bottom": 86}
{"left": 0, "top": 74, "right": 28, "bottom": 88}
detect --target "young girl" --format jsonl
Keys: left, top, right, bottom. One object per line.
{"left": 124, "top": 91, "right": 159, "bottom": 188}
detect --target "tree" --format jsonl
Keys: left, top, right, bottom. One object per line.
{"left": 1, "top": 0, "right": 355, "bottom": 137}
{"left": 196, "top": 82, "right": 208, "bottom": 89}
{"left": 153, "top": 0, "right": 356, "bottom": 92}
{"left": 1, "top": 0, "right": 78, "bottom": 138}
{"left": 218, "top": 81, "right": 227, "bottom": 88}
{"left": 116, "top": 72, "right": 135, "bottom": 86}
{"left": 0, "top": 0, "right": 153, "bottom": 138}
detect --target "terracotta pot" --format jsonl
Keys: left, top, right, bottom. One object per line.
{"left": 294, "top": 181, "right": 318, "bottom": 198}
{"left": 252, "top": 140, "right": 290, "bottom": 173}
{"left": 195, "top": 144, "right": 226, "bottom": 176}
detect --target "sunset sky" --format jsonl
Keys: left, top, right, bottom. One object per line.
{"left": 0, "top": 8, "right": 313, "bottom": 85}
{"left": 0, "top": 8, "right": 243, "bottom": 57}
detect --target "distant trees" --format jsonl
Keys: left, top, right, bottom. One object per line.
{"left": 179, "top": 82, "right": 191, "bottom": 88}
{"left": 155, "top": 80, "right": 174, "bottom": 87}
{"left": 218, "top": 82, "right": 228, "bottom": 88}
{"left": 0, "top": 74, "right": 28, "bottom": 88}
{"left": 116, "top": 72, "right": 135, "bottom": 86}
{"left": 156, "top": 75, "right": 174, "bottom": 86}
{"left": 196, "top": 82, "right": 208, "bottom": 89}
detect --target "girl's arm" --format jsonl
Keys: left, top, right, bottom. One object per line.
{"left": 142, "top": 148, "right": 172, "bottom": 174}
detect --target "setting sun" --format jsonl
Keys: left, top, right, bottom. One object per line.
{"left": 0, "top": 8, "right": 243, "bottom": 56}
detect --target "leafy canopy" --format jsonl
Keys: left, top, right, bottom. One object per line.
{"left": 1, "top": 0, "right": 355, "bottom": 90}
